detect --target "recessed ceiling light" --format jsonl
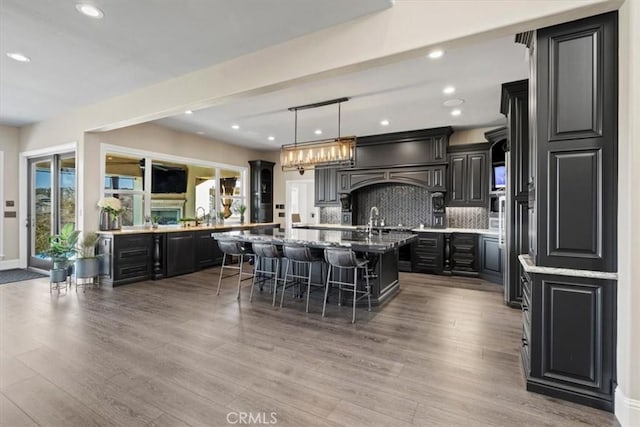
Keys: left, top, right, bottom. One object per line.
{"left": 267, "top": 136, "right": 275, "bottom": 141}
{"left": 443, "top": 98, "right": 465, "bottom": 107}
{"left": 314, "top": 129, "right": 322, "bottom": 135}
{"left": 380, "top": 119, "right": 390, "bottom": 126}
{"left": 231, "top": 124, "right": 240, "bottom": 130}
{"left": 6, "top": 52, "right": 30, "bottom": 63}
{"left": 75, "top": 3, "right": 104, "bottom": 18}
{"left": 428, "top": 50, "right": 444, "bottom": 59}
{"left": 196, "top": 131, "right": 204, "bottom": 135}
{"left": 443, "top": 86, "right": 456, "bottom": 95}
{"left": 451, "top": 109, "right": 462, "bottom": 116}
{"left": 184, "top": 110, "right": 193, "bottom": 115}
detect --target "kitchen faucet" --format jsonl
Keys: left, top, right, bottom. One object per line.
{"left": 196, "top": 206, "right": 207, "bottom": 226}
{"left": 367, "top": 206, "right": 379, "bottom": 237}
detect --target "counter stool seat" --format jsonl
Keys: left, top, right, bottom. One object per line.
{"left": 250, "top": 242, "right": 283, "bottom": 306}
{"left": 216, "top": 239, "right": 253, "bottom": 300}
{"left": 323, "top": 248, "right": 372, "bottom": 323}
{"left": 281, "top": 244, "right": 326, "bottom": 312}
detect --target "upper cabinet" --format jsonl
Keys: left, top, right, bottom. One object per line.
{"left": 447, "top": 144, "right": 489, "bottom": 207}
{"left": 534, "top": 12, "right": 617, "bottom": 272}
{"left": 249, "top": 160, "right": 274, "bottom": 223}
{"left": 314, "top": 167, "right": 340, "bottom": 207}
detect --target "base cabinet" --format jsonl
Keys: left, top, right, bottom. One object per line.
{"left": 450, "top": 233, "right": 479, "bottom": 276}
{"left": 479, "top": 235, "right": 503, "bottom": 284}
{"left": 98, "top": 234, "right": 154, "bottom": 286}
{"left": 522, "top": 267, "right": 616, "bottom": 411}
{"left": 412, "top": 232, "right": 444, "bottom": 273}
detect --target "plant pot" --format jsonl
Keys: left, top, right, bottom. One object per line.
{"left": 50, "top": 268, "right": 67, "bottom": 283}
{"left": 75, "top": 258, "right": 100, "bottom": 279}
{"left": 110, "top": 214, "right": 121, "bottom": 230}
{"left": 99, "top": 210, "right": 111, "bottom": 231}
{"left": 240, "top": 214, "right": 245, "bottom": 225}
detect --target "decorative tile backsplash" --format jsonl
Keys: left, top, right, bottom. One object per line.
{"left": 320, "top": 184, "right": 489, "bottom": 229}
{"left": 446, "top": 207, "right": 489, "bottom": 229}
{"left": 319, "top": 207, "right": 342, "bottom": 224}
{"left": 354, "top": 183, "right": 432, "bottom": 227}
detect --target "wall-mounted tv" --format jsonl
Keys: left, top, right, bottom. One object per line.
{"left": 493, "top": 164, "right": 506, "bottom": 189}
{"left": 152, "top": 166, "right": 187, "bottom": 193}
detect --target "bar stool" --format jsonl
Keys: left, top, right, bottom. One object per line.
{"left": 281, "top": 244, "right": 325, "bottom": 312}
{"left": 216, "top": 239, "right": 253, "bottom": 300}
{"left": 322, "top": 248, "right": 372, "bottom": 323}
{"left": 250, "top": 242, "right": 283, "bottom": 306}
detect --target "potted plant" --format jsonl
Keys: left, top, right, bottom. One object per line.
{"left": 237, "top": 204, "right": 247, "bottom": 224}
{"left": 43, "top": 223, "right": 80, "bottom": 283}
{"left": 74, "top": 231, "right": 101, "bottom": 282}
{"left": 217, "top": 211, "right": 225, "bottom": 225}
{"left": 152, "top": 215, "right": 160, "bottom": 229}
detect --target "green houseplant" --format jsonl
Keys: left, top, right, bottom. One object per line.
{"left": 43, "top": 223, "right": 80, "bottom": 283}
{"left": 74, "top": 232, "right": 101, "bottom": 281}
{"left": 237, "top": 204, "right": 247, "bottom": 224}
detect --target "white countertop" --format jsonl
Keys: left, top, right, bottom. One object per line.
{"left": 518, "top": 254, "right": 618, "bottom": 280}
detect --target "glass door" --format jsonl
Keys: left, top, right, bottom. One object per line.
{"left": 27, "top": 153, "right": 76, "bottom": 270}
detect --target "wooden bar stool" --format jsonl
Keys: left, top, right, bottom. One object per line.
{"left": 322, "top": 248, "right": 372, "bottom": 323}
{"left": 216, "top": 239, "right": 253, "bottom": 300}
{"left": 250, "top": 242, "right": 283, "bottom": 306}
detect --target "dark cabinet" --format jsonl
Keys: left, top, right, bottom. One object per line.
{"left": 412, "top": 232, "right": 444, "bottom": 273}
{"left": 523, "top": 271, "right": 616, "bottom": 411}
{"left": 195, "top": 230, "right": 223, "bottom": 269}
{"left": 355, "top": 127, "right": 452, "bottom": 169}
{"left": 249, "top": 160, "right": 274, "bottom": 223}
{"left": 165, "top": 232, "right": 196, "bottom": 277}
{"left": 500, "top": 79, "right": 530, "bottom": 307}
{"left": 450, "top": 233, "right": 479, "bottom": 275}
{"left": 447, "top": 145, "right": 489, "bottom": 207}
{"left": 479, "top": 235, "right": 503, "bottom": 284}
{"left": 98, "top": 233, "right": 154, "bottom": 286}
{"left": 314, "top": 167, "right": 340, "bottom": 207}
{"left": 534, "top": 12, "right": 617, "bottom": 272}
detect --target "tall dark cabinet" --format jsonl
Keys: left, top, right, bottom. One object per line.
{"left": 249, "top": 160, "right": 274, "bottom": 223}
{"left": 499, "top": 80, "right": 530, "bottom": 307}
{"left": 521, "top": 11, "right": 618, "bottom": 412}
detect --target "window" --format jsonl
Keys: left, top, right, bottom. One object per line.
{"left": 102, "top": 147, "right": 248, "bottom": 228}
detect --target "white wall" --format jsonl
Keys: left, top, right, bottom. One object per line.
{"left": 0, "top": 125, "right": 20, "bottom": 266}
{"left": 615, "top": 1, "right": 640, "bottom": 425}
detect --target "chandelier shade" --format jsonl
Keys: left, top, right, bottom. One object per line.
{"left": 280, "top": 97, "right": 355, "bottom": 174}
{"left": 280, "top": 136, "right": 355, "bottom": 172}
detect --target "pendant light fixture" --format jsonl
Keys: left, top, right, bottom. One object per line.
{"left": 280, "top": 97, "right": 355, "bottom": 175}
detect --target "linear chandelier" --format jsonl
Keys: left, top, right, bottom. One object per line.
{"left": 280, "top": 97, "right": 356, "bottom": 175}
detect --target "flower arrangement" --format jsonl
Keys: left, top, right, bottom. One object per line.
{"left": 97, "top": 197, "right": 123, "bottom": 218}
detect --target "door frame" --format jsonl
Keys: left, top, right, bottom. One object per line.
{"left": 285, "top": 179, "right": 318, "bottom": 229}
{"left": 19, "top": 142, "right": 78, "bottom": 270}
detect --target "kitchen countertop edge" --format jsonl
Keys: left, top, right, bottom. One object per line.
{"left": 96, "top": 222, "right": 281, "bottom": 235}
{"left": 518, "top": 254, "right": 618, "bottom": 280}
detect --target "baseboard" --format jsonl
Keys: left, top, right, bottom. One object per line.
{"left": 0, "top": 259, "right": 20, "bottom": 270}
{"left": 615, "top": 387, "right": 640, "bottom": 427}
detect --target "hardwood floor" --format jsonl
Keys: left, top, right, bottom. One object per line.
{"left": 0, "top": 269, "right": 617, "bottom": 427}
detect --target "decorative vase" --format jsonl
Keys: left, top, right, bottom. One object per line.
{"left": 99, "top": 209, "right": 111, "bottom": 231}
{"left": 240, "top": 214, "right": 245, "bottom": 225}
{"left": 110, "top": 214, "right": 121, "bottom": 230}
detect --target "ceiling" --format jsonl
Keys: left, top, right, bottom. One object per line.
{"left": 1, "top": 1, "right": 529, "bottom": 150}
{"left": 155, "top": 36, "right": 529, "bottom": 150}
{"left": 0, "top": 0, "right": 392, "bottom": 126}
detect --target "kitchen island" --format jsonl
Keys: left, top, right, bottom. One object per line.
{"left": 213, "top": 228, "right": 417, "bottom": 304}
{"left": 97, "top": 222, "right": 279, "bottom": 287}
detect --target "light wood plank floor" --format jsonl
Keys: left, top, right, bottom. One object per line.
{"left": 0, "top": 268, "right": 618, "bottom": 427}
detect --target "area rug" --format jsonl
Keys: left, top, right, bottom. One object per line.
{"left": 0, "top": 269, "right": 47, "bottom": 285}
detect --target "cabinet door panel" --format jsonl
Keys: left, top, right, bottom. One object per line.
{"left": 449, "top": 155, "right": 466, "bottom": 205}
{"left": 467, "top": 152, "right": 487, "bottom": 206}
{"left": 166, "top": 233, "right": 195, "bottom": 277}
